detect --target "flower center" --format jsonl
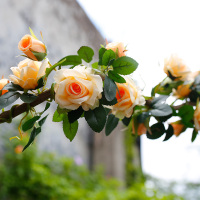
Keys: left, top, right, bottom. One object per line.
{"left": 22, "top": 37, "right": 31, "bottom": 48}
{"left": 116, "top": 87, "right": 125, "bottom": 101}
{"left": 69, "top": 82, "right": 82, "bottom": 95}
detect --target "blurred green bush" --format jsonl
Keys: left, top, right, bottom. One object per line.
{"left": 0, "top": 134, "right": 184, "bottom": 200}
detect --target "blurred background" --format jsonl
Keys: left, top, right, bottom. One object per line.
{"left": 0, "top": 0, "right": 200, "bottom": 199}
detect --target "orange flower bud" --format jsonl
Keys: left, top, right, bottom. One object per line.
{"left": 14, "top": 145, "right": 23, "bottom": 154}
{"left": 173, "top": 83, "right": 191, "bottom": 98}
{"left": 171, "top": 122, "right": 185, "bottom": 136}
{"left": 132, "top": 121, "right": 147, "bottom": 136}
{"left": 106, "top": 42, "right": 126, "bottom": 57}
{"left": 18, "top": 34, "right": 46, "bottom": 61}
{"left": 0, "top": 77, "right": 9, "bottom": 95}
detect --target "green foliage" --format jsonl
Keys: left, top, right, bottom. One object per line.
{"left": 59, "top": 55, "right": 82, "bottom": 66}
{"left": 32, "top": 51, "right": 47, "bottom": 61}
{"left": 77, "top": 46, "right": 94, "bottom": 63}
{"left": 105, "top": 114, "right": 119, "bottom": 136}
{"left": 102, "top": 49, "right": 116, "bottom": 66}
{"left": 147, "top": 123, "right": 165, "bottom": 139}
{"left": 0, "top": 91, "right": 20, "bottom": 109}
{"left": 20, "top": 93, "right": 37, "bottom": 103}
{"left": 104, "top": 75, "right": 117, "bottom": 101}
{"left": 108, "top": 70, "right": 126, "bottom": 83}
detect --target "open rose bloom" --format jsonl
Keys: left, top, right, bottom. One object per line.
{"left": 9, "top": 58, "right": 49, "bottom": 90}
{"left": 164, "top": 54, "right": 191, "bottom": 81}
{"left": 0, "top": 78, "right": 9, "bottom": 95}
{"left": 54, "top": 65, "right": 103, "bottom": 111}
{"left": 112, "top": 77, "right": 145, "bottom": 119}
{"left": 106, "top": 42, "right": 126, "bottom": 57}
{"left": 18, "top": 34, "right": 46, "bottom": 61}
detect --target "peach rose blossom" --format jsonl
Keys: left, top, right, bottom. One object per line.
{"left": 132, "top": 122, "right": 147, "bottom": 136}
{"left": 164, "top": 54, "right": 191, "bottom": 81}
{"left": 9, "top": 58, "right": 50, "bottom": 90}
{"left": 194, "top": 101, "right": 200, "bottom": 131}
{"left": 0, "top": 77, "right": 9, "bottom": 95}
{"left": 18, "top": 34, "right": 46, "bottom": 61}
{"left": 171, "top": 122, "right": 185, "bottom": 136}
{"left": 111, "top": 77, "right": 145, "bottom": 119}
{"left": 54, "top": 65, "right": 103, "bottom": 111}
{"left": 173, "top": 83, "right": 191, "bottom": 98}
{"left": 106, "top": 42, "right": 126, "bottom": 57}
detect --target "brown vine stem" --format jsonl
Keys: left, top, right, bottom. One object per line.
{"left": 0, "top": 89, "right": 51, "bottom": 123}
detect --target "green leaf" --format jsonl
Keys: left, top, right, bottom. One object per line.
{"left": 59, "top": 55, "right": 82, "bottom": 66}
{"left": 85, "top": 105, "right": 106, "bottom": 132}
{"left": 178, "top": 105, "right": 194, "bottom": 124}
{"left": 108, "top": 70, "right": 126, "bottom": 83}
{"left": 137, "top": 112, "right": 150, "bottom": 123}
{"left": 98, "top": 47, "right": 107, "bottom": 65}
{"left": 53, "top": 110, "right": 64, "bottom": 122}
{"left": 0, "top": 91, "right": 20, "bottom": 109}
{"left": 38, "top": 114, "right": 48, "bottom": 127}
{"left": 77, "top": 46, "right": 94, "bottom": 63}
{"left": 22, "top": 116, "right": 40, "bottom": 132}
{"left": 36, "top": 76, "right": 45, "bottom": 89}
{"left": 147, "top": 122, "right": 165, "bottom": 139}
{"left": 150, "top": 95, "right": 168, "bottom": 106}
{"left": 163, "top": 124, "right": 174, "bottom": 141}
{"left": 100, "top": 92, "right": 117, "bottom": 106}
{"left": 92, "top": 62, "right": 99, "bottom": 69}
{"left": 112, "top": 56, "right": 138, "bottom": 75}
{"left": 63, "top": 115, "right": 78, "bottom": 141}
{"left": 104, "top": 75, "right": 117, "bottom": 101}
{"left": 20, "top": 93, "right": 37, "bottom": 103}
{"left": 29, "top": 27, "right": 38, "bottom": 40}
{"left": 122, "top": 117, "right": 132, "bottom": 126}
{"left": 23, "top": 127, "right": 41, "bottom": 151}
{"left": 192, "top": 129, "right": 198, "bottom": 142}
{"left": 105, "top": 114, "right": 119, "bottom": 136}
{"left": 102, "top": 49, "right": 115, "bottom": 66}
{"left": 2, "top": 82, "right": 23, "bottom": 91}
{"left": 68, "top": 107, "right": 84, "bottom": 123}
{"left": 151, "top": 104, "right": 172, "bottom": 117}
{"left": 32, "top": 51, "right": 47, "bottom": 61}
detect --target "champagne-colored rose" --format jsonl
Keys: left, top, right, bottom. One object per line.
{"left": 0, "top": 77, "right": 9, "bottom": 95}
{"left": 132, "top": 122, "right": 147, "bottom": 136}
{"left": 106, "top": 42, "right": 126, "bottom": 57}
{"left": 194, "top": 101, "right": 200, "bottom": 131}
{"left": 164, "top": 54, "right": 191, "bottom": 81}
{"left": 54, "top": 65, "right": 103, "bottom": 111}
{"left": 173, "top": 83, "right": 191, "bottom": 98}
{"left": 171, "top": 122, "right": 185, "bottom": 136}
{"left": 9, "top": 58, "right": 49, "bottom": 90}
{"left": 18, "top": 34, "right": 46, "bottom": 61}
{"left": 111, "top": 77, "right": 145, "bottom": 119}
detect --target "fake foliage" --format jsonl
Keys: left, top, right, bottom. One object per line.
{"left": 0, "top": 28, "right": 199, "bottom": 151}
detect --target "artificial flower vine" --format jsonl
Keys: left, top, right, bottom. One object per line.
{"left": 0, "top": 28, "right": 199, "bottom": 151}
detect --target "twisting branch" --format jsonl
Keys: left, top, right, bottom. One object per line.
{"left": 0, "top": 89, "right": 51, "bottom": 123}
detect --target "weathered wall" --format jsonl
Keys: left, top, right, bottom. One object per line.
{"left": 0, "top": 0, "right": 125, "bottom": 180}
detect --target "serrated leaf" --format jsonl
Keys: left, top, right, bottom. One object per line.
{"left": 105, "top": 114, "right": 119, "bottom": 136}
{"left": 108, "top": 70, "right": 126, "bottom": 83}
{"left": 20, "top": 93, "right": 37, "bottom": 103}
{"left": 147, "top": 122, "right": 165, "bottom": 139}
{"left": 98, "top": 47, "right": 107, "bottom": 65}
{"left": 38, "top": 114, "right": 48, "bottom": 127}
{"left": 59, "top": 55, "right": 82, "bottom": 66}
{"left": 63, "top": 115, "right": 78, "bottom": 141}
{"left": 102, "top": 49, "right": 115, "bottom": 66}
{"left": 53, "top": 110, "right": 64, "bottom": 122}
{"left": 112, "top": 56, "right": 138, "bottom": 75}
{"left": 68, "top": 107, "right": 84, "bottom": 123}
{"left": 85, "top": 105, "right": 106, "bottom": 132}
{"left": 77, "top": 46, "right": 94, "bottom": 63}
{"left": 163, "top": 124, "right": 174, "bottom": 141}
{"left": 151, "top": 104, "right": 172, "bottom": 117}
{"left": 22, "top": 116, "right": 40, "bottom": 132}
{"left": 104, "top": 75, "right": 117, "bottom": 101}
{"left": 23, "top": 127, "right": 41, "bottom": 151}
{"left": 0, "top": 91, "right": 20, "bottom": 109}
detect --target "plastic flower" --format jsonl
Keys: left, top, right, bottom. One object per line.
{"left": 106, "top": 42, "right": 126, "bottom": 57}
{"left": 9, "top": 58, "right": 49, "bottom": 90}
{"left": 54, "top": 65, "right": 103, "bottom": 111}
{"left": 18, "top": 34, "right": 47, "bottom": 61}
{"left": 111, "top": 76, "right": 145, "bottom": 119}
{"left": 0, "top": 77, "right": 9, "bottom": 95}
{"left": 173, "top": 83, "right": 191, "bottom": 99}
{"left": 170, "top": 122, "right": 185, "bottom": 136}
{"left": 132, "top": 122, "right": 147, "bottom": 136}
{"left": 164, "top": 54, "right": 191, "bottom": 81}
